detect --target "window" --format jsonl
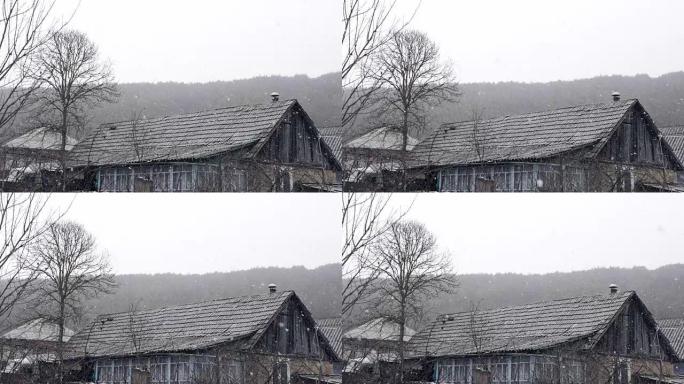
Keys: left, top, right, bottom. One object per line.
{"left": 436, "top": 359, "right": 468, "bottom": 384}
{"left": 273, "top": 361, "right": 289, "bottom": 384}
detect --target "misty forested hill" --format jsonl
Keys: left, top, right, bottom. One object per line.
{"left": 80, "top": 264, "right": 343, "bottom": 321}
{"left": 427, "top": 264, "right": 684, "bottom": 323}
{"left": 2, "top": 72, "right": 342, "bottom": 141}
{"left": 6, "top": 71, "right": 684, "bottom": 143}
{"left": 346, "top": 264, "right": 684, "bottom": 329}
{"left": 353, "top": 71, "right": 684, "bottom": 138}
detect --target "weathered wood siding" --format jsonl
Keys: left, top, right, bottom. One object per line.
{"left": 257, "top": 296, "right": 334, "bottom": 360}
{"left": 596, "top": 297, "right": 669, "bottom": 359}
{"left": 598, "top": 104, "right": 678, "bottom": 169}
{"left": 260, "top": 105, "right": 335, "bottom": 170}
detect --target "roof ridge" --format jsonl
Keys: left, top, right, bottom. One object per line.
{"left": 93, "top": 290, "right": 294, "bottom": 319}
{"left": 440, "top": 99, "right": 637, "bottom": 128}
{"left": 433, "top": 291, "right": 634, "bottom": 320}
{"left": 99, "top": 99, "right": 298, "bottom": 128}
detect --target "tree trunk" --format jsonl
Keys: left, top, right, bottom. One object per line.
{"left": 58, "top": 300, "right": 66, "bottom": 384}
{"left": 60, "top": 107, "right": 68, "bottom": 192}
{"left": 401, "top": 108, "right": 410, "bottom": 191}
{"left": 398, "top": 299, "right": 406, "bottom": 384}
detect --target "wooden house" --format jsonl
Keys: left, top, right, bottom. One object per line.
{"left": 343, "top": 126, "right": 418, "bottom": 191}
{"left": 66, "top": 287, "right": 340, "bottom": 384}
{"left": 406, "top": 287, "right": 679, "bottom": 384}
{"left": 409, "top": 95, "right": 683, "bottom": 192}
{"left": 68, "top": 98, "right": 342, "bottom": 192}
{"left": 0, "top": 127, "right": 77, "bottom": 191}
{"left": 342, "top": 318, "right": 415, "bottom": 384}
{"left": 660, "top": 319, "right": 684, "bottom": 376}
{"left": 1, "top": 319, "right": 75, "bottom": 383}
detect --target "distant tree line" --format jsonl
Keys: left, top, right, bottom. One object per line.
{"left": 345, "top": 263, "right": 684, "bottom": 329}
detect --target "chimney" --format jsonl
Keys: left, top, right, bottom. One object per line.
{"left": 270, "top": 92, "right": 280, "bottom": 102}
{"left": 268, "top": 283, "right": 277, "bottom": 293}
{"left": 611, "top": 91, "right": 621, "bottom": 102}
{"left": 609, "top": 284, "right": 619, "bottom": 295}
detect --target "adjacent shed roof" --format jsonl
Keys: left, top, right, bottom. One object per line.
{"left": 2, "top": 319, "right": 74, "bottom": 342}
{"left": 317, "top": 318, "right": 343, "bottom": 358}
{"left": 4, "top": 127, "right": 77, "bottom": 151}
{"left": 408, "top": 291, "right": 661, "bottom": 358}
{"left": 319, "top": 126, "right": 344, "bottom": 163}
{"left": 69, "top": 100, "right": 301, "bottom": 167}
{"left": 68, "top": 291, "right": 296, "bottom": 358}
{"left": 344, "top": 317, "right": 415, "bottom": 343}
{"left": 347, "top": 126, "right": 419, "bottom": 152}
{"left": 660, "top": 318, "right": 684, "bottom": 361}
{"left": 411, "top": 99, "right": 639, "bottom": 167}
{"left": 662, "top": 126, "right": 684, "bottom": 167}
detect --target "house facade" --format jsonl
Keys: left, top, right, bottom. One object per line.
{"left": 342, "top": 318, "right": 416, "bottom": 384}
{"left": 343, "top": 126, "right": 419, "bottom": 191}
{"left": 407, "top": 288, "right": 679, "bottom": 384}
{"left": 0, "top": 319, "right": 75, "bottom": 384}
{"left": 69, "top": 99, "right": 342, "bottom": 192}
{"left": 0, "top": 127, "right": 77, "bottom": 191}
{"left": 410, "top": 96, "right": 683, "bottom": 192}
{"left": 66, "top": 288, "right": 340, "bottom": 384}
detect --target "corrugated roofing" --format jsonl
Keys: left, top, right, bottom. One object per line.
{"left": 69, "top": 100, "right": 298, "bottom": 167}
{"left": 408, "top": 291, "right": 636, "bottom": 357}
{"left": 411, "top": 100, "right": 637, "bottom": 167}
{"left": 660, "top": 318, "right": 684, "bottom": 361}
{"left": 662, "top": 126, "right": 684, "bottom": 166}
{"left": 319, "top": 127, "right": 344, "bottom": 162}
{"left": 317, "top": 318, "right": 343, "bottom": 358}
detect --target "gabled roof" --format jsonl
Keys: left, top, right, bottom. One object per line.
{"left": 660, "top": 318, "right": 684, "bottom": 361}
{"left": 662, "top": 126, "right": 684, "bottom": 167}
{"left": 69, "top": 100, "right": 305, "bottom": 167}
{"left": 2, "top": 319, "right": 74, "bottom": 342}
{"left": 408, "top": 291, "right": 672, "bottom": 358}
{"left": 411, "top": 99, "right": 641, "bottom": 167}
{"left": 4, "top": 127, "right": 77, "bottom": 151}
{"left": 347, "top": 126, "right": 419, "bottom": 152}
{"left": 317, "top": 318, "right": 343, "bottom": 358}
{"left": 68, "top": 291, "right": 306, "bottom": 358}
{"left": 344, "top": 317, "right": 415, "bottom": 343}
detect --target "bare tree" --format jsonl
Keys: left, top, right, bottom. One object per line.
{"left": 366, "top": 220, "right": 457, "bottom": 384}
{"left": 0, "top": 0, "right": 62, "bottom": 134}
{"left": 369, "top": 30, "right": 459, "bottom": 152}
{"left": 343, "top": 0, "right": 399, "bottom": 128}
{"left": 28, "top": 221, "right": 115, "bottom": 384}
{"left": 33, "top": 30, "right": 118, "bottom": 190}
{"left": 341, "top": 193, "right": 413, "bottom": 316}
{"left": 0, "top": 193, "right": 61, "bottom": 321}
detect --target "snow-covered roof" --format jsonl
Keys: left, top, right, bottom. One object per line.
{"left": 2, "top": 319, "right": 74, "bottom": 342}
{"left": 346, "top": 126, "right": 419, "bottom": 151}
{"left": 4, "top": 127, "right": 77, "bottom": 151}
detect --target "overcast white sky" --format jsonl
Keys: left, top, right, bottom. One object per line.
{"left": 381, "top": 194, "right": 684, "bottom": 275}
{"left": 43, "top": 194, "right": 340, "bottom": 275}
{"left": 395, "top": 0, "right": 684, "bottom": 83}
{"left": 52, "top": 0, "right": 339, "bottom": 83}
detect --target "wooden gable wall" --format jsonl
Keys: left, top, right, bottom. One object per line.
{"left": 259, "top": 104, "right": 337, "bottom": 170}
{"left": 256, "top": 295, "right": 336, "bottom": 361}
{"left": 595, "top": 296, "right": 674, "bottom": 361}
{"left": 598, "top": 103, "right": 678, "bottom": 169}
